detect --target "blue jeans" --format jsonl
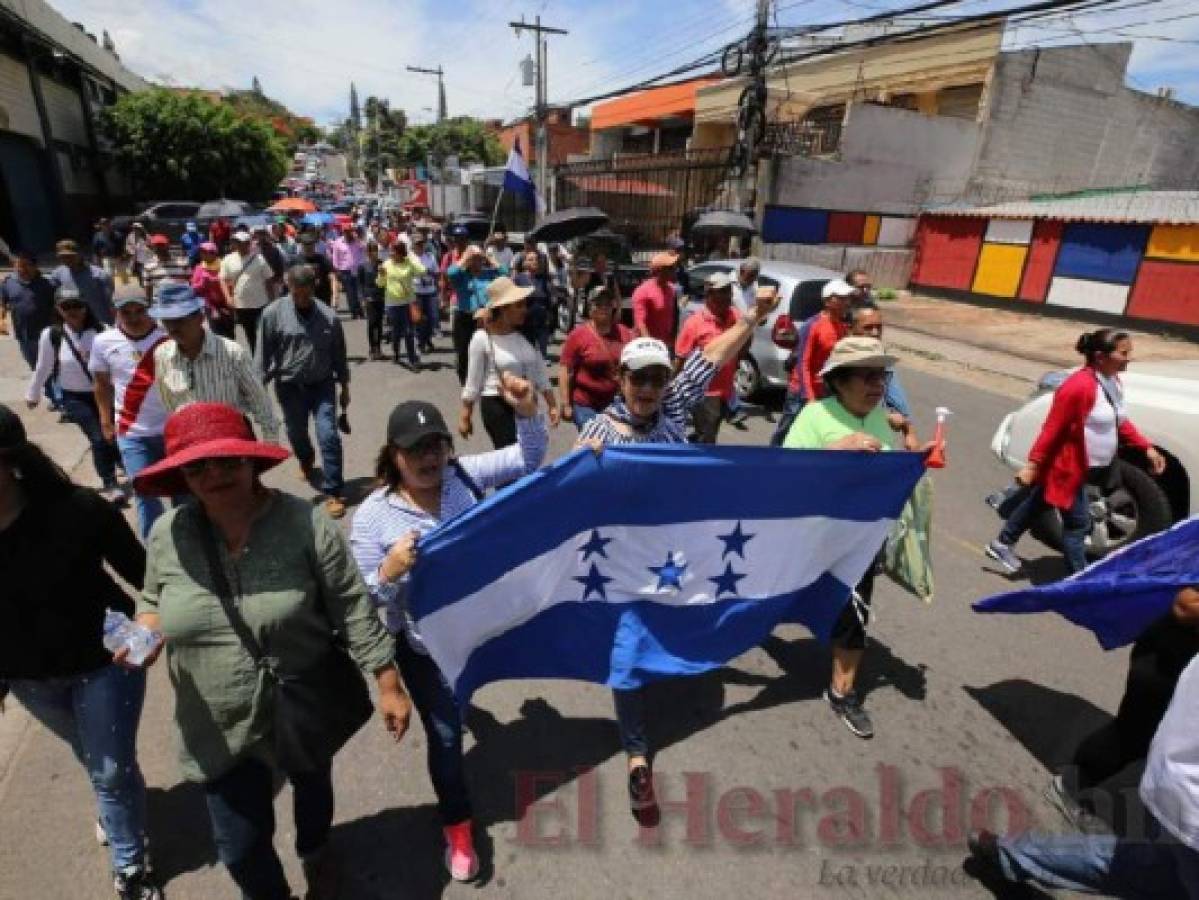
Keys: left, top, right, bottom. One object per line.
{"left": 997, "top": 816, "right": 1199, "bottom": 898}
{"left": 770, "top": 390, "right": 804, "bottom": 447}
{"left": 61, "top": 390, "right": 119, "bottom": 487}
{"left": 572, "top": 405, "right": 599, "bottom": 430}
{"left": 386, "top": 304, "right": 418, "bottom": 365}
{"left": 11, "top": 665, "right": 148, "bottom": 872}
{"left": 395, "top": 637, "right": 472, "bottom": 825}
{"left": 204, "top": 755, "right": 333, "bottom": 900}
{"left": 998, "top": 482, "right": 1090, "bottom": 573}
{"left": 275, "top": 380, "right": 343, "bottom": 495}
{"left": 116, "top": 434, "right": 167, "bottom": 538}
{"left": 416, "top": 292, "right": 439, "bottom": 347}
{"left": 337, "top": 270, "right": 362, "bottom": 317}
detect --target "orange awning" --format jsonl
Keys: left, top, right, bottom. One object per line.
{"left": 591, "top": 77, "right": 723, "bottom": 130}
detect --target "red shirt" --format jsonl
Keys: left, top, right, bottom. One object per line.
{"left": 799, "top": 313, "right": 848, "bottom": 401}
{"left": 675, "top": 305, "right": 741, "bottom": 401}
{"left": 560, "top": 322, "right": 634, "bottom": 411}
{"left": 441, "top": 248, "right": 463, "bottom": 308}
{"left": 632, "top": 278, "right": 677, "bottom": 342}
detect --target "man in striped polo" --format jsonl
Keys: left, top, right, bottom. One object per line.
{"left": 149, "top": 283, "right": 280, "bottom": 443}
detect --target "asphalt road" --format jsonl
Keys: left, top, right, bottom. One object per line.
{"left": 0, "top": 320, "right": 1125, "bottom": 900}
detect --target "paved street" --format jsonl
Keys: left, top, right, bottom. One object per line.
{"left": 0, "top": 314, "right": 1128, "bottom": 900}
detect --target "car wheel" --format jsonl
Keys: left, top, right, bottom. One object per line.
{"left": 734, "top": 354, "right": 761, "bottom": 402}
{"left": 1030, "top": 459, "right": 1174, "bottom": 558}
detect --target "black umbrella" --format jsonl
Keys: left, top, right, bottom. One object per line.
{"left": 197, "top": 199, "right": 252, "bottom": 220}
{"left": 450, "top": 213, "right": 492, "bottom": 241}
{"left": 527, "top": 207, "right": 609, "bottom": 244}
{"left": 690, "top": 209, "right": 757, "bottom": 238}
{"left": 578, "top": 227, "right": 627, "bottom": 247}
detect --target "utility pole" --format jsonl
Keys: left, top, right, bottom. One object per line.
{"left": 741, "top": 0, "right": 773, "bottom": 214}
{"left": 510, "top": 15, "right": 568, "bottom": 206}
{"left": 406, "top": 65, "right": 447, "bottom": 122}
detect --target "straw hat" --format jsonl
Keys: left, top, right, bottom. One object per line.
{"left": 818, "top": 336, "right": 898, "bottom": 378}
{"left": 485, "top": 276, "right": 534, "bottom": 310}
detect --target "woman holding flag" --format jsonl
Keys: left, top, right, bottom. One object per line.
{"left": 576, "top": 285, "right": 779, "bottom": 825}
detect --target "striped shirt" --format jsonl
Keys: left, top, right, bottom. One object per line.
{"left": 350, "top": 413, "right": 549, "bottom": 653}
{"left": 153, "top": 330, "right": 281, "bottom": 442}
{"left": 578, "top": 351, "right": 717, "bottom": 446}
{"left": 143, "top": 255, "right": 192, "bottom": 299}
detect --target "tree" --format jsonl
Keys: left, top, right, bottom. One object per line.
{"left": 102, "top": 89, "right": 288, "bottom": 201}
{"left": 395, "top": 117, "right": 504, "bottom": 168}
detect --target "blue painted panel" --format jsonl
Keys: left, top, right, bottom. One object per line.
{"left": 762, "top": 206, "right": 829, "bottom": 244}
{"left": 1054, "top": 223, "right": 1150, "bottom": 284}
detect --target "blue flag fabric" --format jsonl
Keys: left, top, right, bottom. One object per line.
{"left": 973, "top": 516, "right": 1199, "bottom": 649}
{"left": 502, "top": 137, "right": 537, "bottom": 208}
{"left": 407, "top": 444, "right": 926, "bottom": 704}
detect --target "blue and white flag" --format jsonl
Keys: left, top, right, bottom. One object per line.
{"left": 974, "top": 515, "right": 1199, "bottom": 649}
{"left": 502, "top": 137, "right": 543, "bottom": 212}
{"left": 408, "top": 445, "right": 926, "bottom": 703}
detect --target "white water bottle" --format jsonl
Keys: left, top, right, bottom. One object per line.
{"left": 102, "top": 609, "right": 160, "bottom": 666}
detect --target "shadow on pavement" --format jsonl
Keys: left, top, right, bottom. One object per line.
{"left": 145, "top": 781, "right": 218, "bottom": 882}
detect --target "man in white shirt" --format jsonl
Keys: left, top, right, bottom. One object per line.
{"left": 219, "top": 230, "right": 275, "bottom": 353}
{"left": 968, "top": 587, "right": 1199, "bottom": 897}
{"left": 90, "top": 293, "right": 170, "bottom": 537}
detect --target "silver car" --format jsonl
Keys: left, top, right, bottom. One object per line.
{"left": 991, "top": 360, "right": 1199, "bottom": 557}
{"left": 683, "top": 259, "right": 844, "bottom": 399}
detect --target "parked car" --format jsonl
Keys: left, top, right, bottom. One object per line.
{"left": 112, "top": 201, "right": 202, "bottom": 244}
{"left": 682, "top": 259, "right": 842, "bottom": 400}
{"left": 991, "top": 360, "right": 1199, "bottom": 557}
{"left": 196, "top": 199, "right": 256, "bottom": 233}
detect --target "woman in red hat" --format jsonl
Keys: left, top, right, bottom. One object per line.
{"left": 129, "top": 402, "right": 412, "bottom": 900}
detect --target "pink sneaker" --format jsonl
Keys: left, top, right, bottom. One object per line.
{"left": 443, "top": 820, "right": 480, "bottom": 882}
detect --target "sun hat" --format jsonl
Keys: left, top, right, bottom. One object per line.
{"left": 133, "top": 403, "right": 290, "bottom": 497}
{"left": 0, "top": 403, "right": 28, "bottom": 453}
{"left": 818, "top": 336, "right": 898, "bottom": 378}
{"left": 113, "top": 291, "right": 150, "bottom": 308}
{"left": 650, "top": 251, "right": 679, "bottom": 270}
{"left": 149, "top": 282, "right": 204, "bottom": 320}
{"left": 149, "top": 234, "right": 170, "bottom": 247}
{"left": 822, "top": 279, "right": 854, "bottom": 299}
{"left": 486, "top": 276, "right": 534, "bottom": 309}
{"left": 387, "top": 400, "right": 452, "bottom": 450}
{"left": 620, "top": 337, "right": 672, "bottom": 371}
{"left": 705, "top": 271, "right": 736, "bottom": 291}
{"left": 232, "top": 230, "right": 252, "bottom": 242}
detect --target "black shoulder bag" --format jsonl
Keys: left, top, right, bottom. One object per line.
{"left": 196, "top": 514, "right": 374, "bottom": 775}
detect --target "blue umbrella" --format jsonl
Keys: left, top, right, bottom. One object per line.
{"left": 302, "top": 212, "right": 334, "bottom": 226}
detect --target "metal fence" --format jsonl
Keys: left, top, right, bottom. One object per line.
{"left": 552, "top": 147, "right": 732, "bottom": 250}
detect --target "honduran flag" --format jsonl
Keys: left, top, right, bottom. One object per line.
{"left": 502, "top": 137, "right": 542, "bottom": 211}
{"left": 974, "top": 515, "right": 1199, "bottom": 650}
{"left": 407, "top": 445, "right": 926, "bottom": 704}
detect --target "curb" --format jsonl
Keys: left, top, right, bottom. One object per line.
{"left": 884, "top": 319, "right": 1071, "bottom": 372}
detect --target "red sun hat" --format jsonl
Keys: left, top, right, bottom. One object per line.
{"left": 133, "top": 403, "right": 290, "bottom": 497}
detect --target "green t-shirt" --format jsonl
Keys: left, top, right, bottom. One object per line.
{"left": 783, "top": 397, "right": 894, "bottom": 450}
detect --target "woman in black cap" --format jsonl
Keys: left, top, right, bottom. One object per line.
{"left": 350, "top": 372, "right": 547, "bottom": 883}
{"left": 0, "top": 404, "right": 160, "bottom": 899}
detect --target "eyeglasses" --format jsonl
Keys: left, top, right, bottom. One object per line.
{"left": 626, "top": 369, "right": 671, "bottom": 389}
{"left": 180, "top": 456, "right": 250, "bottom": 477}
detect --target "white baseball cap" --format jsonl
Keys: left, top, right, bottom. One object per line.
{"left": 620, "top": 337, "right": 672, "bottom": 371}
{"left": 822, "top": 279, "right": 854, "bottom": 299}
{"left": 705, "top": 271, "right": 736, "bottom": 291}
{"left": 232, "top": 230, "right": 252, "bottom": 242}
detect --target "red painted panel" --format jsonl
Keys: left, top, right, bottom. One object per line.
{"left": 827, "top": 211, "right": 866, "bottom": 244}
{"left": 911, "top": 216, "right": 986, "bottom": 290}
{"left": 1126, "top": 259, "right": 1199, "bottom": 326}
{"left": 1017, "top": 219, "right": 1063, "bottom": 304}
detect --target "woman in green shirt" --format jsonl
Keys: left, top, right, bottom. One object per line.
{"left": 783, "top": 336, "right": 923, "bottom": 741}
{"left": 130, "top": 402, "right": 412, "bottom": 900}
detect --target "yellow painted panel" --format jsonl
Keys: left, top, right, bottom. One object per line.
{"left": 971, "top": 242, "right": 1028, "bottom": 298}
{"left": 863, "top": 215, "right": 881, "bottom": 245}
{"left": 1147, "top": 224, "right": 1199, "bottom": 262}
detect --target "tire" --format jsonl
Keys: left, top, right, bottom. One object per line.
{"left": 1030, "top": 459, "right": 1174, "bottom": 559}
{"left": 734, "top": 354, "right": 761, "bottom": 402}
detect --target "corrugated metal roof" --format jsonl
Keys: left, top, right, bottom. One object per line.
{"left": 925, "top": 190, "right": 1199, "bottom": 225}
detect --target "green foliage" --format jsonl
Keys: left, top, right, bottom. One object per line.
{"left": 101, "top": 89, "right": 289, "bottom": 202}
{"left": 394, "top": 117, "right": 504, "bottom": 167}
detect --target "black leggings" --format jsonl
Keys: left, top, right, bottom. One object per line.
{"left": 480, "top": 395, "right": 517, "bottom": 449}
{"left": 366, "top": 300, "right": 384, "bottom": 354}
{"left": 830, "top": 561, "right": 880, "bottom": 651}
{"left": 453, "top": 311, "right": 477, "bottom": 385}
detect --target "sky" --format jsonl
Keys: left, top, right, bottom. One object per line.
{"left": 49, "top": 0, "right": 1199, "bottom": 128}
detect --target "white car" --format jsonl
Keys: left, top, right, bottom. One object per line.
{"left": 991, "top": 360, "right": 1199, "bottom": 557}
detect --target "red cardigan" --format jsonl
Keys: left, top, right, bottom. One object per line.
{"left": 1028, "top": 366, "right": 1152, "bottom": 509}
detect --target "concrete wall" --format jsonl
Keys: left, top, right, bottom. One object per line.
{"left": 969, "top": 45, "right": 1199, "bottom": 202}
{"left": 763, "top": 244, "right": 914, "bottom": 288}
{"left": 766, "top": 102, "right": 980, "bottom": 215}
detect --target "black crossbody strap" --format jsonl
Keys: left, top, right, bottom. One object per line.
{"left": 195, "top": 513, "right": 272, "bottom": 669}
{"left": 60, "top": 327, "right": 93, "bottom": 383}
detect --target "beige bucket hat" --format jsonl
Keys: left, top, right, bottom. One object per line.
{"left": 818, "top": 336, "right": 898, "bottom": 378}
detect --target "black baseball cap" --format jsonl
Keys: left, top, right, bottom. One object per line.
{"left": 387, "top": 401, "right": 452, "bottom": 449}
{"left": 0, "top": 403, "right": 28, "bottom": 453}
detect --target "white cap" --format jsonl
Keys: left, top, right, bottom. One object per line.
{"left": 705, "top": 271, "right": 736, "bottom": 291}
{"left": 620, "top": 337, "right": 672, "bottom": 371}
{"left": 232, "top": 230, "right": 252, "bottom": 242}
{"left": 822, "top": 279, "right": 854, "bottom": 299}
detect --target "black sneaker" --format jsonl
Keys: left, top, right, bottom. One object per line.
{"left": 628, "top": 764, "right": 660, "bottom": 827}
{"left": 825, "top": 687, "right": 874, "bottom": 739}
{"left": 113, "top": 865, "right": 162, "bottom": 900}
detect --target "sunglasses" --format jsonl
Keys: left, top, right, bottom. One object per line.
{"left": 180, "top": 456, "right": 250, "bottom": 477}
{"left": 626, "top": 369, "right": 671, "bottom": 389}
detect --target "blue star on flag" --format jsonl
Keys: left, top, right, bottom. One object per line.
{"left": 578, "top": 529, "right": 612, "bottom": 561}
{"left": 717, "top": 521, "right": 755, "bottom": 560}
{"left": 649, "top": 552, "right": 688, "bottom": 591}
{"left": 710, "top": 562, "right": 747, "bottom": 598}
{"left": 574, "top": 563, "right": 613, "bottom": 601}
